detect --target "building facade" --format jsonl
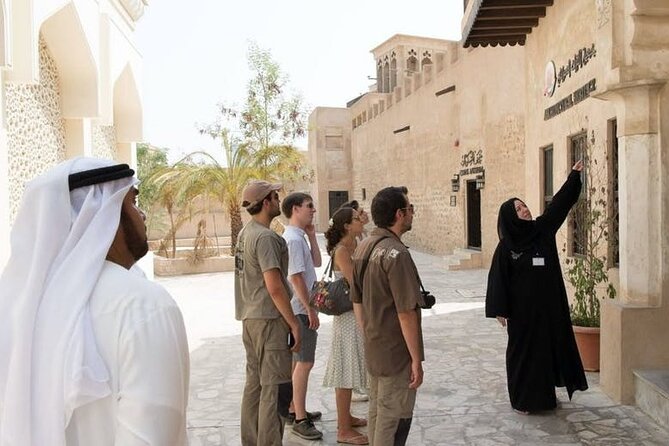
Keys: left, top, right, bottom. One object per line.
{"left": 462, "top": 0, "right": 669, "bottom": 407}
{"left": 0, "top": 0, "right": 146, "bottom": 268}
{"left": 309, "top": 34, "right": 526, "bottom": 267}
{"left": 310, "top": 0, "right": 669, "bottom": 411}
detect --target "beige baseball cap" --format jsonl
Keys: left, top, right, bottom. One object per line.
{"left": 241, "top": 180, "right": 282, "bottom": 208}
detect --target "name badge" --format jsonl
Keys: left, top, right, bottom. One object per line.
{"left": 532, "top": 257, "right": 545, "bottom": 266}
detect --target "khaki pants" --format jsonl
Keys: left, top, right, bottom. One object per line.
{"left": 240, "top": 318, "right": 292, "bottom": 446}
{"left": 368, "top": 363, "right": 417, "bottom": 446}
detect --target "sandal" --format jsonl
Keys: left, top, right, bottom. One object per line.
{"left": 337, "top": 433, "right": 369, "bottom": 445}
{"left": 351, "top": 416, "right": 367, "bottom": 427}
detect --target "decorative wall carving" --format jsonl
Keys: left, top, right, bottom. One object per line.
{"left": 597, "top": 0, "right": 612, "bottom": 29}
{"left": 5, "top": 37, "right": 66, "bottom": 221}
{"left": 119, "top": 0, "right": 147, "bottom": 21}
{"left": 92, "top": 124, "right": 118, "bottom": 160}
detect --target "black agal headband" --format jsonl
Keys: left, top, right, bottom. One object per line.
{"left": 68, "top": 164, "right": 135, "bottom": 191}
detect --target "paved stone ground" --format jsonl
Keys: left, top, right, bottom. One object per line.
{"left": 158, "top": 242, "right": 669, "bottom": 446}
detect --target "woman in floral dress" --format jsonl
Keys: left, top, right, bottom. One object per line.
{"left": 323, "top": 207, "right": 369, "bottom": 445}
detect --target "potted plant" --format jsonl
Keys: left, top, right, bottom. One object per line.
{"left": 564, "top": 131, "right": 617, "bottom": 371}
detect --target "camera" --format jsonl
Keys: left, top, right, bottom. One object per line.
{"left": 420, "top": 290, "right": 436, "bottom": 309}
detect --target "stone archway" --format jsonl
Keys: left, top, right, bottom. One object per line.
{"left": 0, "top": 0, "right": 8, "bottom": 67}
{"left": 40, "top": 2, "right": 98, "bottom": 118}
{"left": 113, "top": 63, "right": 143, "bottom": 165}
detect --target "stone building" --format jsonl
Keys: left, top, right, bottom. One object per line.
{"left": 309, "top": 0, "right": 669, "bottom": 422}
{"left": 309, "top": 34, "right": 526, "bottom": 268}
{"left": 461, "top": 0, "right": 669, "bottom": 417}
{"left": 0, "top": 0, "right": 146, "bottom": 268}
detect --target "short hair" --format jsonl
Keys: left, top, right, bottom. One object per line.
{"left": 246, "top": 191, "right": 272, "bottom": 215}
{"left": 282, "top": 192, "right": 312, "bottom": 219}
{"left": 371, "top": 186, "right": 409, "bottom": 228}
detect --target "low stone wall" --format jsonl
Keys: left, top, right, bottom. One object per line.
{"left": 153, "top": 254, "right": 235, "bottom": 276}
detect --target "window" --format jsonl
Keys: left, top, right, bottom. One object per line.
{"left": 608, "top": 119, "right": 619, "bottom": 267}
{"left": 390, "top": 58, "right": 397, "bottom": 91}
{"left": 542, "top": 145, "right": 554, "bottom": 212}
{"left": 362, "top": 188, "right": 366, "bottom": 201}
{"left": 570, "top": 133, "right": 587, "bottom": 257}
{"left": 383, "top": 61, "right": 390, "bottom": 93}
{"left": 407, "top": 56, "right": 418, "bottom": 72}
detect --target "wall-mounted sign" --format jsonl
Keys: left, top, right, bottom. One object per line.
{"left": 544, "top": 44, "right": 597, "bottom": 98}
{"left": 460, "top": 166, "right": 485, "bottom": 176}
{"left": 460, "top": 149, "right": 483, "bottom": 168}
{"left": 557, "top": 44, "right": 596, "bottom": 87}
{"left": 544, "top": 78, "right": 597, "bottom": 120}
{"left": 544, "top": 61, "right": 557, "bottom": 97}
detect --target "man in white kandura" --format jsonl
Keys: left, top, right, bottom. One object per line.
{"left": 0, "top": 158, "right": 190, "bottom": 446}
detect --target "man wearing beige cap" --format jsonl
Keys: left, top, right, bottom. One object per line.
{"left": 235, "top": 180, "right": 302, "bottom": 446}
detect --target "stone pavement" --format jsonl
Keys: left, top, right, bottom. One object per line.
{"left": 158, "top": 242, "right": 669, "bottom": 446}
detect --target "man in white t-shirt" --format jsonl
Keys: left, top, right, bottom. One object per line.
{"left": 0, "top": 158, "right": 189, "bottom": 446}
{"left": 281, "top": 192, "right": 324, "bottom": 441}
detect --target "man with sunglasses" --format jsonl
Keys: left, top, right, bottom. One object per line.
{"left": 235, "top": 181, "right": 302, "bottom": 445}
{"left": 281, "top": 192, "right": 324, "bottom": 440}
{"left": 351, "top": 186, "right": 425, "bottom": 446}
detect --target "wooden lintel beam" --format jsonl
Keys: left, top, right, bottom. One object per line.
{"left": 477, "top": 7, "right": 546, "bottom": 19}
{"left": 480, "top": 0, "right": 553, "bottom": 9}
{"left": 471, "top": 18, "right": 539, "bottom": 29}
{"left": 468, "top": 27, "right": 532, "bottom": 37}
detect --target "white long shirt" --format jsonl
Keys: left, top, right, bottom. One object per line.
{"left": 65, "top": 261, "right": 190, "bottom": 445}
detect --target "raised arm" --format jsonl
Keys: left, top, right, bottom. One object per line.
{"left": 536, "top": 160, "right": 583, "bottom": 234}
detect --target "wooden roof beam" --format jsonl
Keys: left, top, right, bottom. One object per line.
{"left": 480, "top": 0, "right": 553, "bottom": 8}
{"left": 471, "top": 18, "right": 539, "bottom": 29}
{"left": 477, "top": 7, "right": 547, "bottom": 19}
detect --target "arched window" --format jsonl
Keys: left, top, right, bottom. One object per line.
{"left": 407, "top": 56, "right": 418, "bottom": 73}
{"left": 383, "top": 61, "right": 390, "bottom": 93}
{"left": 421, "top": 57, "right": 432, "bottom": 70}
{"left": 376, "top": 62, "right": 383, "bottom": 93}
{"left": 390, "top": 58, "right": 397, "bottom": 91}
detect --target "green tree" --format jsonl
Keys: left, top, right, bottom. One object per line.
{"left": 144, "top": 43, "right": 312, "bottom": 256}
{"left": 136, "top": 143, "right": 168, "bottom": 210}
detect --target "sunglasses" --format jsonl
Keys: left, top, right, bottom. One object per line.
{"left": 401, "top": 204, "right": 415, "bottom": 213}
{"left": 301, "top": 202, "right": 315, "bottom": 209}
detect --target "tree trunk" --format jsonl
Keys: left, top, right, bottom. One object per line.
{"left": 229, "top": 203, "right": 243, "bottom": 255}
{"left": 168, "top": 207, "right": 176, "bottom": 259}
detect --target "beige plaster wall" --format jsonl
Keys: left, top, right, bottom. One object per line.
{"left": 521, "top": 0, "right": 669, "bottom": 404}
{"left": 308, "top": 107, "right": 352, "bottom": 231}
{"left": 346, "top": 41, "right": 525, "bottom": 264}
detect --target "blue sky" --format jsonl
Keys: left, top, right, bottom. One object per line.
{"left": 136, "top": 1, "right": 463, "bottom": 160}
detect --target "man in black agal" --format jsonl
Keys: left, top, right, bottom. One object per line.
{"left": 486, "top": 160, "right": 588, "bottom": 414}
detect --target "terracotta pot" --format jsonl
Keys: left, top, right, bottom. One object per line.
{"left": 573, "top": 325, "right": 600, "bottom": 372}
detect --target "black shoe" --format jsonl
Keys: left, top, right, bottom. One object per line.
{"left": 292, "top": 418, "right": 323, "bottom": 440}
{"left": 285, "top": 410, "right": 322, "bottom": 425}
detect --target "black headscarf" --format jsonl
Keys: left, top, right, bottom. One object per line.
{"left": 497, "top": 197, "right": 538, "bottom": 252}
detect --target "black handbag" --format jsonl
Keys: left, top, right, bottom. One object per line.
{"left": 309, "top": 257, "right": 352, "bottom": 316}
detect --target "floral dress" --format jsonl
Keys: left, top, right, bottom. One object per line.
{"left": 323, "top": 267, "right": 368, "bottom": 391}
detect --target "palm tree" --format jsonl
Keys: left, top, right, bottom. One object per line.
{"left": 145, "top": 129, "right": 308, "bottom": 255}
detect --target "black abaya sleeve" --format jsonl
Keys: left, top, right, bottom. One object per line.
{"left": 536, "top": 170, "right": 582, "bottom": 234}
{"left": 485, "top": 243, "right": 511, "bottom": 318}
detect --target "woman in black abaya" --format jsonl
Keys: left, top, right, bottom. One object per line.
{"left": 486, "top": 160, "right": 588, "bottom": 414}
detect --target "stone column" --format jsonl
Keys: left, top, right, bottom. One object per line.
{"left": 117, "top": 142, "right": 136, "bottom": 168}
{"left": 64, "top": 118, "right": 93, "bottom": 158}
{"left": 0, "top": 71, "right": 10, "bottom": 269}
{"left": 599, "top": 81, "right": 669, "bottom": 403}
